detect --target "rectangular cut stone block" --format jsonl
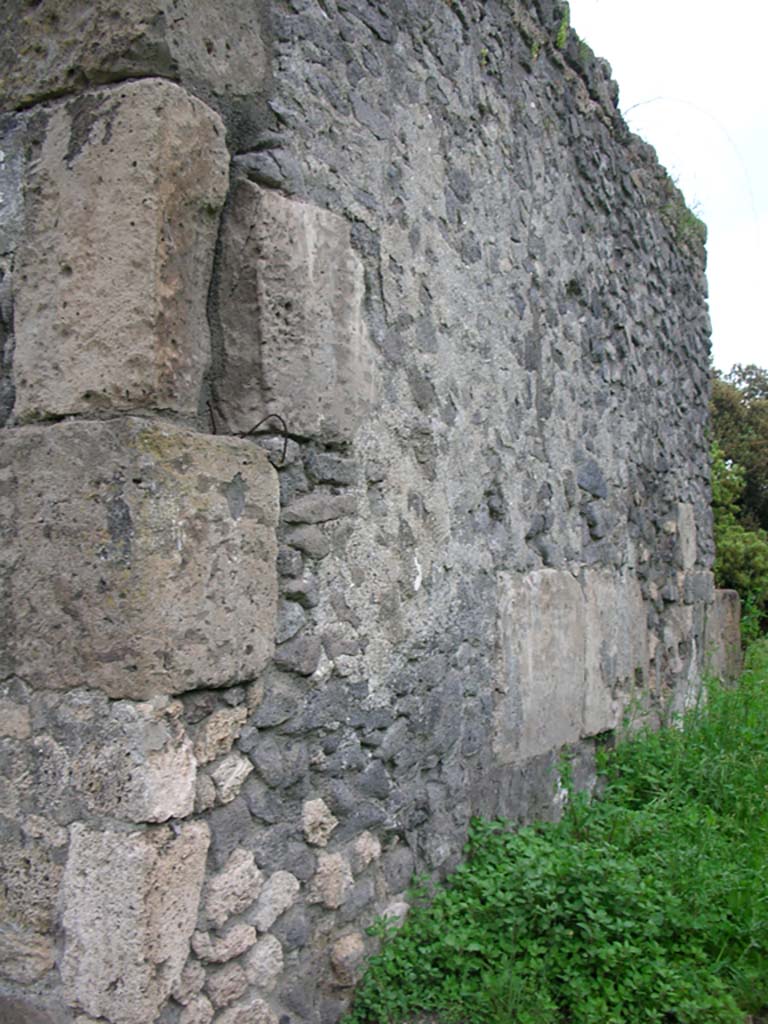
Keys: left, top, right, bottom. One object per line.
{"left": 495, "top": 569, "right": 584, "bottom": 762}
{"left": 13, "top": 78, "right": 229, "bottom": 421}
{"left": 61, "top": 822, "right": 209, "bottom": 1024}
{"left": 703, "top": 589, "right": 742, "bottom": 682}
{"left": 70, "top": 697, "right": 196, "bottom": 823}
{"left": 677, "top": 502, "right": 697, "bottom": 571}
{"left": 494, "top": 569, "right": 649, "bottom": 762}
{"left": 0, "top": 418, "right": 278, "bottom": 699}
{"left": 0, "top": 1, "right": 268, "bottom": 127}
{"left": 215, "top": 180, "right": 377, "bottom": 443}
{"left": 583, "top": 572, "right": 649, "bottom": 736}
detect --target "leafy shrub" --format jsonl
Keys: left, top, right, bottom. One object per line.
{"left": 711, "top": 441, "right": 768, "bottom": 640}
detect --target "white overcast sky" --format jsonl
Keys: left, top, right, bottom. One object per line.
{"left": 567, "top": 0, "right": 767, "bottom": 373}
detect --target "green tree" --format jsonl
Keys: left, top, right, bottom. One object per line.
{"left": 711, "top": 364, "right": 768, "bottom": 531}
{"left": 710, "top": 441, "right": 768, "bottom": 641}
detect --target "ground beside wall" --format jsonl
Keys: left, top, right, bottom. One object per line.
{"left": 0, "top": 2, "right": 736, "bottom": 1023}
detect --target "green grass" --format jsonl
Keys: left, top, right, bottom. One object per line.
{"left": 345, "top": 640, "right": 768, "bottom": 1024}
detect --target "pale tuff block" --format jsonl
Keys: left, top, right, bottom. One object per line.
{"left": 704, "top": 589, "right": 743, "bottom": 682}
{"left": 216, "top": 180, "right": 377, "bottom": 443}
{"left": 0, "top": 418, "right": 278, "bottom": 699}
{"left": 494, "top": 569, "right": 585, "bottom": 762}
{"left": 69, "top": 697, "right": 196, "bottom": 823}
{"left": 494, "top": 569, "right": 650, "bottom": 762}
{"left": 582, "top": 572, "right": 649, "bottom": 737}
{"left": 13, "top": 78, "right": 228, "bottom": 421}
{"left": 60, "top": 822, "right": 210, "bottom": 1024}
{"left": 204, "top": 849, "right": 264, "bottom": 929}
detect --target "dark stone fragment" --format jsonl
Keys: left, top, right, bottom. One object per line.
{"left": 241, "top": 776, "right": 288, "bottom": 824}
{"left": 283, "top": 493, "right": 357, "bottom": 525}
{"left": 247, "top": 734, "right": 309, "bottom": 789}
{"left": 351, "top": 93, "right": 392, "bottom": 140}
{"left": 284, "top": 525, "right": 331, "bottom": 560}
{"left": 277, "top": 546, "right": 304, "bottom": 578}
{"left": 305, "top": 450, "right": 358, "bottom": 486}
{"left": 206, "top": 798, "right": 254, "bottom": 871}
{"left": 354, "top": 761, "right": 391, "bottom": 798}
{"left": 576, "top": 458, "right": 609, "bottom": 499}
{"left": 234, "top": 147, "right": 306, "bottom": 194}
{"left": 271, "top": 905, "right": 310, "bottom": 951}
{"left": 338, "top": 876, "right": 376, "bottom": 922}
{"left": 244, "top": 822, "right": 315, "bottom": 880}
{"left": 282, "top": 575, "right": 319, "bottom": 609}
{"left": 275, "top": 599, "right": 307, "bottom": 644}
{"left": 274, "top": 635, "right": 322, "bottom": 677}
{"left": 332, "top": 800, "right": 388, "bottom": 842}
{"left": 381, "top": 844, "right": 415, "bottom": 894}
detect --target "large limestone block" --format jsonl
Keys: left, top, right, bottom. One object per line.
{"left": 583, "top": 572, "right": 649, "bottom": 736}
{"left": 13, "top": 78, "right": 228, "bottom": 421}
{"left": 0, "top": 1, "right": 269, "bottom": 126}
{"left": 61, "top": 822, "right": 209, "bottom": 1024}
{"left": 494, "top": 569, "right": 650, "bottom": 762}
{"left": 215, "top": 180, "right": 377, "bottom": 443}
{"left": 494, "top": 569, "right": 585, "bottom": 762}
{"left": 0, "top": 418, "right": 278, "bottom": 699}
{"left": 703, "top": 589, "right": 742, "bottom": 682}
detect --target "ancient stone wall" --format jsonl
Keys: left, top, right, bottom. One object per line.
{"left": 0, "top": 2, "right": 737, "bottom": 1023}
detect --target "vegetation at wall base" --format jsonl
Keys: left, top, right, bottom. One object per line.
{"left": 344, "top": 641, "right": 768, "bottom": 1024}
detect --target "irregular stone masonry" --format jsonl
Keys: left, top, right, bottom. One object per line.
{"left": 0, "top": 1, "right": 741, "bottom": 1023}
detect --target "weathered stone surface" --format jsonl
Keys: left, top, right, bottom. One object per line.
{"left": 302, "top": 798, "right": 338, "bottom": 847}
{"left": 0, "top": 996, "right": 72, "bottom": 1024}
{"left": 194, "top": 708, "right": 249, "bottom": 766}
{"left": 179, "top": 994, "right": 215, "bottom": 1024}
{"left": 60, "top": 821, "right": 209, "bottom": 1024}
{"left": 582, "top": 572, "right": 649, "bottom": 737}
{"left": 0, "top": 923, "right": 54, "bottom": 984}
{"left": 282, "top": 493, "right": 358, "bottom": 525}
{"left": 1, "top": 823, "right": 63, "bottom": 933}
{"left": 210, "top": 752, "right": 254, "bottom": 805}
{"left": 0, "top": 114, "right": 25, "bottom": 255}
{"left": 677, "top": 502, "right": 698, "bottom": 571}
{"left": 0, "top": 1, "right": 269, "bottom": 138}
{"left": 215, "top": 181, "right": 377, "bottom": 443}
{"left": 243, "top": 934, "right": 283, "bottom": 991}
{"left": 494, "top": 570, "right": 585, "bottom": 762}
{"left": 172, "top": 959, "right": 207, "bottom": 1006}
{"left": 273, "top": 635, "right": 322, "bottom": 677}
{"left": 704, "top": 589, "right": 743, "bottom": 681}
{"left": 215, "top": 996, "right": 279, "bottom": 1024}
{"left": 0, "top": 418, "right": 278, "bottom": 699}
{"left": 205, "top": 962, "right": 248, "bottom": 1009}
{"left": 191, "top": 924, "right": 256, "bottom": 964}
{"left": 204, "top": 849, "right": 264, "bottom": 929}
{"left": 70, "top": 696, "right": 196, "bottom": 822}
{"left": 0, "top": 696, "right": 30, "bottom": 739}
{"left": 308, "top": 853, "right": 353, "bottom": 910}
{"left": 495, "top": 569, "right": 649, "bottom": 761}
{"left": 12, "top": 79, "right": 228, "bottom": 421}
{"left": 251, "top": 871, "right": 300, "bottom": 932}
{"left": 330, "top": 932, "right": 365, "bottom": 988}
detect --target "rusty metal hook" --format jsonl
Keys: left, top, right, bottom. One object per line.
{"left": 245, "top": 414, "right": 289, "bottom": 466}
